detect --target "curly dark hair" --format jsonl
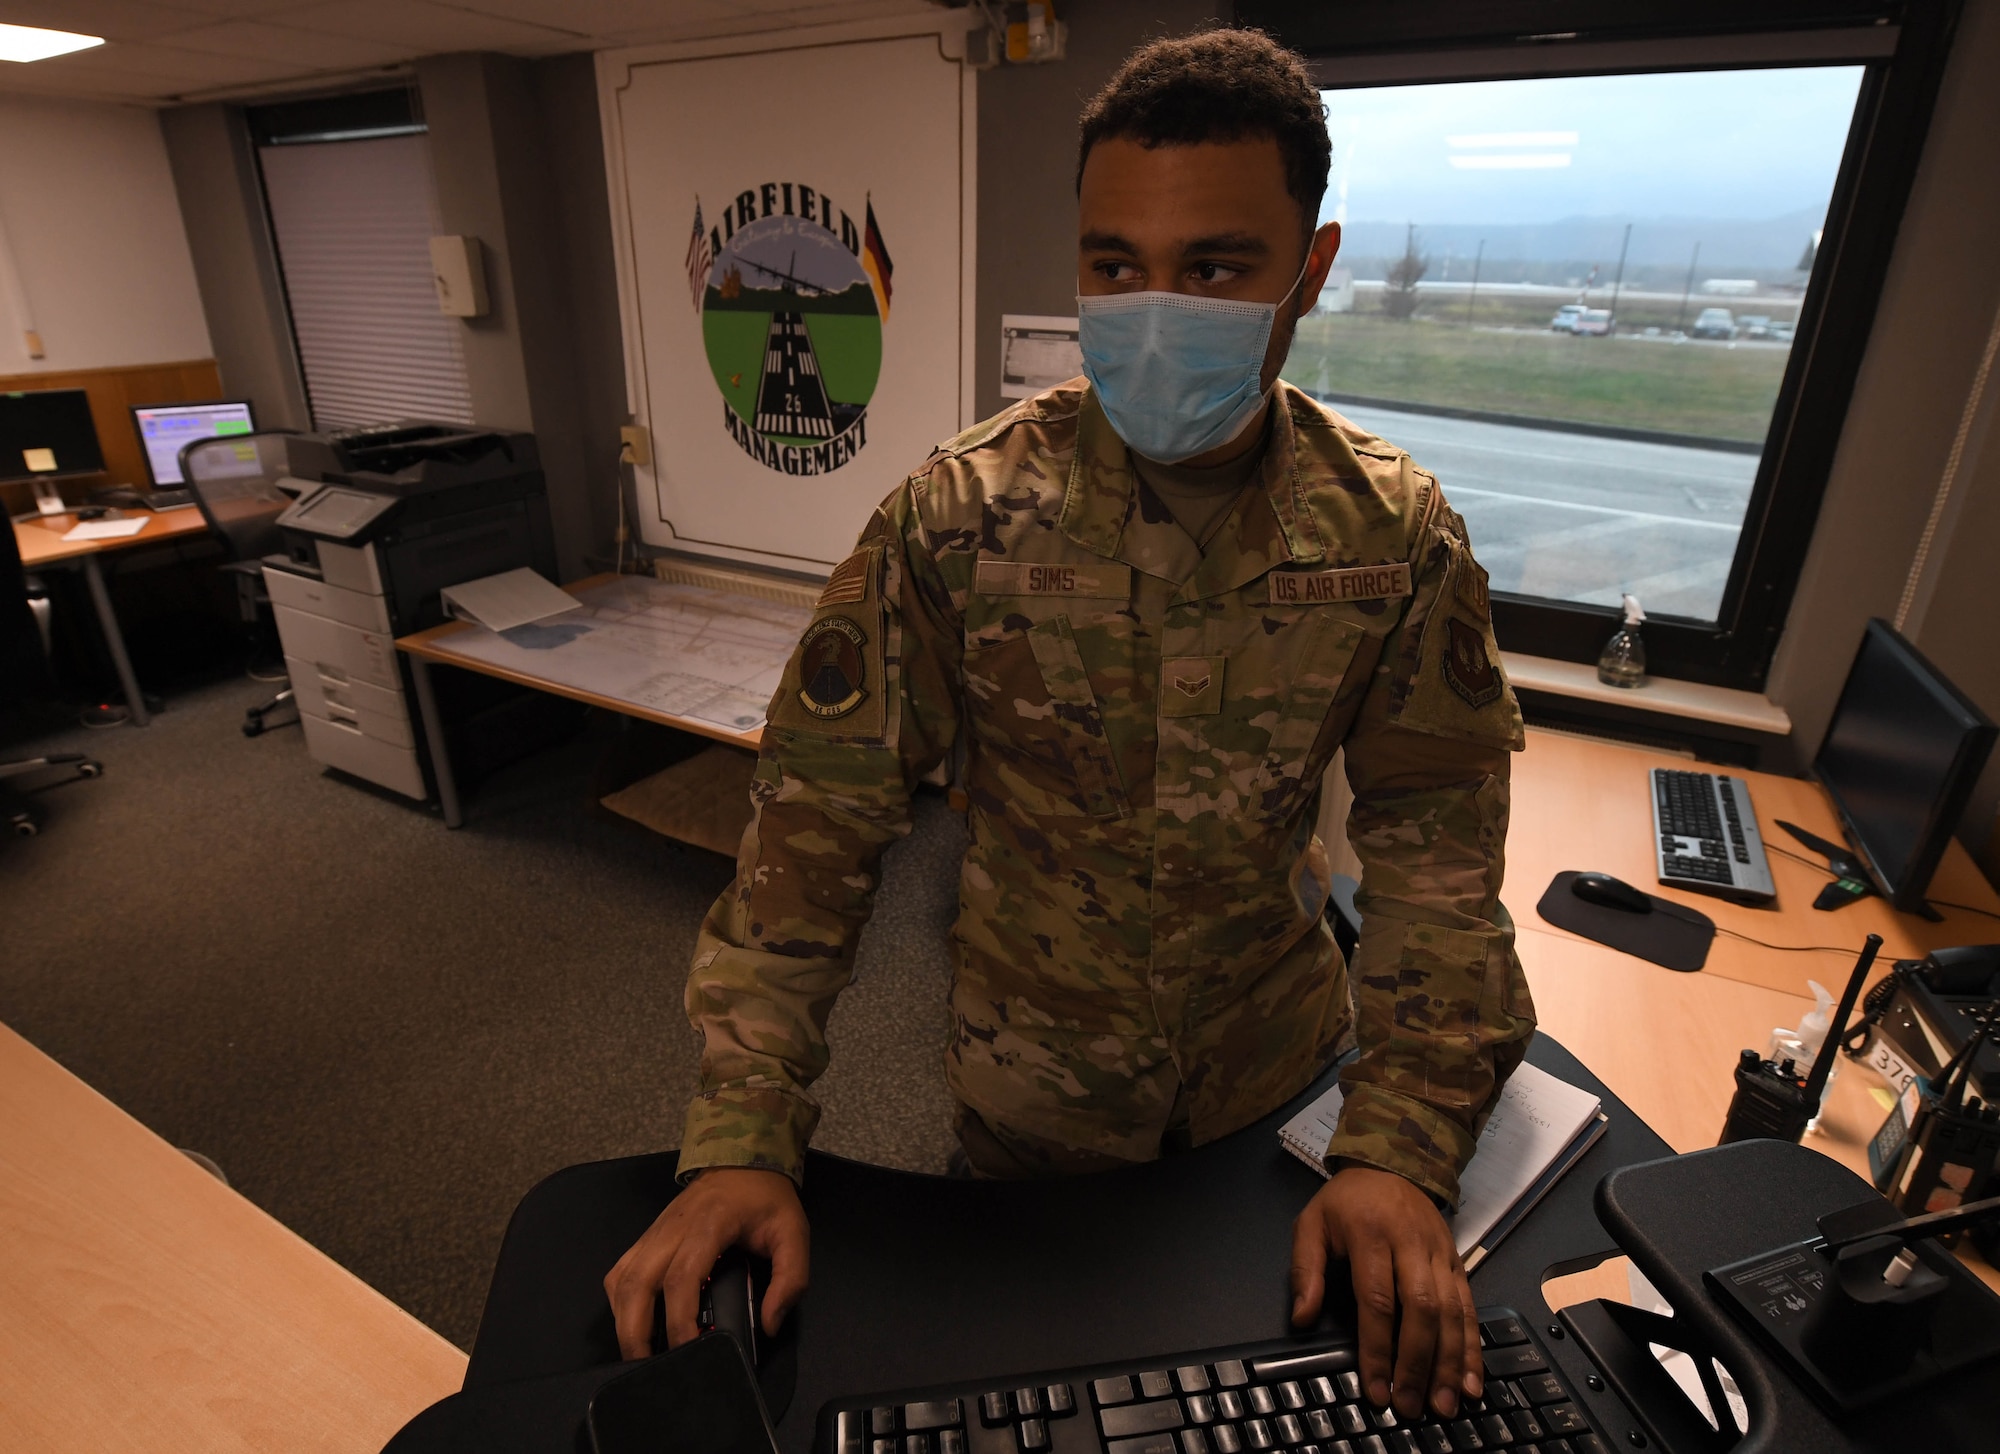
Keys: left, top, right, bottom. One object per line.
{"left": 1077, "top": 29, "right": 1331, "bottom": 230}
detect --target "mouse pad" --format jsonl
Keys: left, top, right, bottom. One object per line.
{"left": 1536, "top": 871, "right": 1714, "bottom": 972}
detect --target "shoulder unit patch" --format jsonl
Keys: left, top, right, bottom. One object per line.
{"left": 1442, "top": 616, "right": 1502, "bottom": 709}
{"left": 797, "top": 615, "right": 869, "bottom": 718}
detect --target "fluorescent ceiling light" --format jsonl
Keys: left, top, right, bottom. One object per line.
{"left": 1450, "top": 154, "right": 1572, "bottom": 170}
{"left": 0, "top": 23, "right": 105, "bottom": 63}
{"left": 1447, "top": 131, "right": 1580, "bottom": 148}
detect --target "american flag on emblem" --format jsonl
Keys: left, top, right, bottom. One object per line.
{"left": 686, "top": 199, "right": 712, "bottom": 311}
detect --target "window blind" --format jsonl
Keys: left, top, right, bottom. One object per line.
{"left": 258, "top": 133, "right": 474, "bottom": 432}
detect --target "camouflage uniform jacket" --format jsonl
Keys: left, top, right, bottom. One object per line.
{"left": 679, "top": 381, "right": 1536, "bottom": 1207}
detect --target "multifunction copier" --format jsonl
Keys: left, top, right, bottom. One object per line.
{"left": 265, "top": 422, "right": 564, "bottom": 802}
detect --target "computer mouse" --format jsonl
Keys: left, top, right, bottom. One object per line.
{"left": 1570, "top": 872, "right": 1653, "bottom": 914}
{"left": 700, "top": 1248, "right": 760, "bottom": 1366}
{"left": 699, "top": 1249, "right": 798, "bottom": 1420}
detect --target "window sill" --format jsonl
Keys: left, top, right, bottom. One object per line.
{"left": 1501, "top": 652, "right": 1792, "bottom": 736}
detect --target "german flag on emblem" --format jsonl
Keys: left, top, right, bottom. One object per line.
{"left": 861, "top": 197, "right": 894, "bottom": 321}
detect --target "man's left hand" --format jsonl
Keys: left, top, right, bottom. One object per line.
{"left": 1289, "top": 1164, "right": 1482, "bottom": 1420}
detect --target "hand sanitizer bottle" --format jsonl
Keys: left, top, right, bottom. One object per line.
{"left": 1597, "top": 593, "right": 1647, "bottom": 688}
{"left": 1769, "top": 980, "right": 1839, "bottom": 1133}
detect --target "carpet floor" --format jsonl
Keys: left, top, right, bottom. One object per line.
{"left": 0, "top": 674, "right": 965, "bottom": 1349}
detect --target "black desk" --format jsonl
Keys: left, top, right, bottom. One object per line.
{"left": 388, "top": 1035, "right": 1668, "bottom": 1453}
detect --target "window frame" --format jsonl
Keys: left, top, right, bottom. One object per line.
{"left": 1242, "top": 0, "right": 1964, "bottom": 690}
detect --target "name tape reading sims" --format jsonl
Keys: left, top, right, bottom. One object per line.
{"left": 1267, "top": 563, "right": 1413, "bottom": 606}
{"left": 976, "top": 561, "right": 1134, "bottom": 598}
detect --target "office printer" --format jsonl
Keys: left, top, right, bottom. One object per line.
{"left": 264, "top": 422, "right": 572, "bottom": 803}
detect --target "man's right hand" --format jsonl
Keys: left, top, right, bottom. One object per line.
{"left": 602, "top": 1167, "right": 810, "bottom": 1360}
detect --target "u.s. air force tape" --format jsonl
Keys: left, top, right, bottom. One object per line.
{"left": 1267, "top": 562, "right": 1413, "bottom": 605}
{"left": 975, "top": 560, "right": 1132, "bottom": 598}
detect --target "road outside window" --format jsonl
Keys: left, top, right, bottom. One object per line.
{"left": 1286, "top": 68, "right": 1864, "bottom": 623}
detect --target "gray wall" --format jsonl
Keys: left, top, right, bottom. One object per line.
{"left": 973, "top": 0, "right": 1229, "bottom": 420}
{"left": 157, "top": 102, "right": 311, "bottom": 430}
{"left": 418, "top": 52, "right": 630, "bottom": 583}
{"left": 1765, "top": 0, "right": 2000, "bottom": 862}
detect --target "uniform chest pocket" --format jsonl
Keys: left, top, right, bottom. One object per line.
{"left": 1024, "top": 615, "right": 1130, "bottom": 819}
{"left": 962, "top": 612, "right": 1131, "bottom": 821}
{"left": 1250, "top": 613, "right": 1366, "bottom": 802}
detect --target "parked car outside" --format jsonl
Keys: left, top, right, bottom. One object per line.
{"left": 1574, "top": 308, "right": 1613, "bottom": 336}
{"left": 1739, "top": 314, "right": 1773, "bottom": 339}
{"left": 1693, "top": 307, "right": 1737, "bottom": 340}
{"left": 1771, "top": 322, "right": 1796, "bottom": 342}
{"left": 1550, "top": 304, "right": 1587, "bottom": 333}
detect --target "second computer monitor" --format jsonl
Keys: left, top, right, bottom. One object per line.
{"left": 1815, "top": 619, "right": 1997, "bottom": 914}
{"left": 132, "top": 400, "right": 256, "bottom": 487}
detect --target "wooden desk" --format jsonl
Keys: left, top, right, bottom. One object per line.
{"left": 0, "top": 1021, "right": 465, "bottom": 1452}
{"left": 1508, "top": 729, "right": 2000, "bottom": 1292}
{"left": 12, "top": 508, "right": 211, "bottom": 726}
{"left": 396, "top": 572, "right": 785, "bottom": 828}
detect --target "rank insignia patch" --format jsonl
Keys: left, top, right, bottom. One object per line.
{"left": 798, "top": 615, "right": 868, "bottom": 718}
{"left": 1442, "top": 616, "right": 1501, "bottom": 709}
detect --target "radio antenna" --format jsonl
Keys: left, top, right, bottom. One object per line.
{"left": 1805, "top": 933, "right": 1882, "bottom": 1108}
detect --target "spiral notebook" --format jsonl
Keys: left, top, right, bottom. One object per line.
{"left": 1279, "top": 1061, "right": 1608, "bottom": 1271}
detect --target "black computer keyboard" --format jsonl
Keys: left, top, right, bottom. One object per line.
{"left": 142, "top": 488, "right": 199, "bottom": 511}
{"left": 1650, "top": 767, "right": 1774, "bottom": 902}
{"left": 821, "top": 1310, "right": 1618, "bottom": 1454}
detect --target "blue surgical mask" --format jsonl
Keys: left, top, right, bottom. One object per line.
{"left": 1077, "top": 262, "right": 1307, "bottom": 464}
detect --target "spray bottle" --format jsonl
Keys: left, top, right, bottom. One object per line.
{"left": 1597, "top": 593, "right": 1648, "bottom": 688}
{"left": 1770, "top": 980, "right": 1840, "bottom": 1132}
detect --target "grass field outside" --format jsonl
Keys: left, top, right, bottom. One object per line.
{"left": 1283, "top": 312, "right": 1792, "bottom": 442}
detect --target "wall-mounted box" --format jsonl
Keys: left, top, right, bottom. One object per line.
{"left": 429, "top": 235, "right": 489, "bottom": 318}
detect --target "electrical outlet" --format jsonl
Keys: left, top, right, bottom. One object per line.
{"left": 619, "top": 425, "right": 652, "bottom": 467}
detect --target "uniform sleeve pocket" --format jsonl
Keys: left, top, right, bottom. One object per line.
{"left": 1025, "top": 614, "right": 1130, "bottom": 820}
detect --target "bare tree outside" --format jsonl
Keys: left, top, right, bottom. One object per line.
{"left": 1381, "top": 223, "right": 1429, "bottom": 320}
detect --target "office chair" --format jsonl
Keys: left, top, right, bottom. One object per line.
{"left": 2, "top": 505, "right": 102, "bottom": 837}
{"left": 179, "top": 431, "right": 300, "bottom": 738}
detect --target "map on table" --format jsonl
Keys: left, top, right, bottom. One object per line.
{"left": 428, "top": 575, "right": 810, "bottom": 735}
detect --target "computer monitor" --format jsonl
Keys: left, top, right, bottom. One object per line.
{"left": 131, "top": 400, "right": 256, "bottom": 486}
{"left": 0, "top": 389, "right": 105, "bottom": 482}
{"left": 1814, "top": 619, "right": 1997, "bottom": 914}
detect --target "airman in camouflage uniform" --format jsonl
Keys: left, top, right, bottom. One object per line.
{"left": 678, "top": 378, "right": 1534, "bottom": 1209}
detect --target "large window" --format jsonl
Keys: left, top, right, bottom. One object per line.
{"left": 1288, "top": 68, "right": 1861, "bottom": 623}
{"left": 1247, "top": 1, "right": 1961, "bottom": 689}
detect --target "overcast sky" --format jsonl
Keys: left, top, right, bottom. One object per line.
{"left": 1321, "top": 67, "right": 1865, "bottom": 227}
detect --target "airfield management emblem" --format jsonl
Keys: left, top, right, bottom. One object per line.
{"left": 685, "top": 183, "right": 893, "bottom": 477}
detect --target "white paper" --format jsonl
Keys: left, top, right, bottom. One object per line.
{"left": 439, "top": 567, "right": 580, "bottom": 633}
{"left": 61, "top": 517, "right": 148, "bottom": 541}
{"left": 429, "top": 575, "right": 810, "bottom": 737}
{"left": 1001, "top": 314, "right": 1083, "bottom": 399}
{"left": 1279, "top": 1061, "right": 1603, "bottom": 1256}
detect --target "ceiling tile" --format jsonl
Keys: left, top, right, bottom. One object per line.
{"left": 0, "top": 67, "right": 162, "bottom": 101}
{"left": 279, "top": 0, "right": 590, "bottom": 54}
{"left": 595, "top": 0, "right": 933, "bottom": 48}
{"left": 163, "top": 17, "right": 406, "bottom": 67}
{"left": 157, "top": 1, "right": 327, "bottom": 14}
{"left": 459, "top": 0, "right": 733, "bottom": 35}
{"left": 18, "top": 38, "right": 309, "bottom": 84}
{"left": 0, "top": 0, "right": 216, "bottom": 42}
